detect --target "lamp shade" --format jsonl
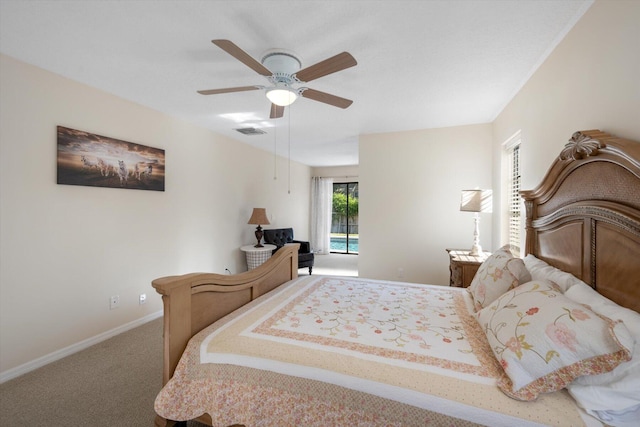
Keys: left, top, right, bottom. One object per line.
{"left": 248, "top": 208, "right": 270, "bottom": 225}
{"left": 460, "top": 190, "right": 492, "bottom": 213}
{"left": 266, "top": 87, "right": 297, "bottom": 107}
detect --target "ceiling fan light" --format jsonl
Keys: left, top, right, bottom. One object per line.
{"left": 266, "top": 87, "right": 297, "bottom": 107}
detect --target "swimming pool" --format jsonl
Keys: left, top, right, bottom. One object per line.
{"left": 330, "top": 236, "right": 359, "bottom": 253}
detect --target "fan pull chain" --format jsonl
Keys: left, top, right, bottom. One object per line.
{"left": 288, "top": 105, "right": 291, "bottom": 194}
{"left": 273, "top": 117, "right": 277, "bottom": 180}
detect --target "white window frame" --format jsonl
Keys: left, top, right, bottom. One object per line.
{"left": 502, "top": 131, "right": 522, "bottom": 256}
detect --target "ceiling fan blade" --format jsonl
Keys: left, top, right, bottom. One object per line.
{"left": 212, "top": 39, "right": 272, "bottom": 77}
{"left": 295, "top": 52, "right": 357, "bottom": 83}
{"left": 270, "top": 103, "right": 284, "bottom": 119}
{"left": 197, "top": 86, "right": 261, "bottom": 95}
{"left": 301, "top": 88, "right": 353, "bottom": 109}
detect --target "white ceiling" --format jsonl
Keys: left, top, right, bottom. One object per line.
{"left": 0, "top": 0, "right": 592, "bottom": 167}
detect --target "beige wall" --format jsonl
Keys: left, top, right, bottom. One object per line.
{"left": 357, "top": 0, "right": 640, "bottom": 287}
{"left": 491, "top": 0, "right": 640, "bottom": 247}
{"left": 359, "top": 124, "right": 493, "bottom": 284}
{"left": 0, "top": 55, "right": 311, "bottom": 377}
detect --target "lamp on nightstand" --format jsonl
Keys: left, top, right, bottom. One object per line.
{"left": 460, "top": 189, "right": 492, "bottom": 256}
{"left": 248, "top": 208, "right": 270, "bottom": 247}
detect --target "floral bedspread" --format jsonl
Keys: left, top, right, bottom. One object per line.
{"left": 155, "top": 276, "right": 594, "bottom": 427}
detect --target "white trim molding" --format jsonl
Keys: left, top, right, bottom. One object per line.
{"left": 0, "top": 310, "right": 162, "bottom": 384}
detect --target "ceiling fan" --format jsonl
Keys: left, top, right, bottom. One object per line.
{"left": 198, "top": 39, "right": 357, "bottom": 119}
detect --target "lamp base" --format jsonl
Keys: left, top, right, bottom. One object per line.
{"left": 468, "top": 213, "right": 482, "bottom": 257}
{"left": 254, "top": 225, "right": 264, "bottom": 248}
{"left": 469, "top": 244, "right": 483, "bottom": 257}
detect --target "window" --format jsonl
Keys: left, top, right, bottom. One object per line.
{"left": 331, "top": 182, "right": 359, "bottom": 254}
{"left": 503, "top": 132, "right": 522, "bottom": 255}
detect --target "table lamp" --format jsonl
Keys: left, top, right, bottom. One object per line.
{"left": 460, "top": 190, "right": 492, "bottom": 256}
{"left": 248, "top": 208, "right": 270, "bottom": 247}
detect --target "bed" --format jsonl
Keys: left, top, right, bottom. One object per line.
{"left": 152, "top": 130, "right": 640, "bottom": 427}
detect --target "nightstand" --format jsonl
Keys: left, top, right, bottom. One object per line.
{"left": 241, "top": 244, "right": 276, "bottom": 270}
{"left": 446, "top": 249, "right": 490, "bottom": 287}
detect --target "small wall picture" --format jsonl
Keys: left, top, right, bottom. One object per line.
{"left": 57, "top": 126, "right": 165, "bottom": 191}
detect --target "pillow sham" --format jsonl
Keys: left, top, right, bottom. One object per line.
{"left": 523, "top": 254, "right": 585, "bottom": 292}
{"left": 468, "top": 245, "right": 531, "bottom": 310}
{"left": 476, "top": 280, "right": 633, "bottom": 401}
{"left": 564, "top": 283, "right": 640, "bottom": 426}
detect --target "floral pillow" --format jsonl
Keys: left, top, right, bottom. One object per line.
{"left": 476, "top": 280, "right": 633, "bottom": 401}
{"left": 468, "top": 245, "right": 531, "bottom": 311}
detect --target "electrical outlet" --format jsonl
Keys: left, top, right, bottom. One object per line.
{"left": 397, "top": 267, "right": 404, "bottom": 279}
{"left": 139, "top": 293, "right": 147, "bottom": 305}
{"left": 110, "top": 295, "right": 120, "bottom": 310}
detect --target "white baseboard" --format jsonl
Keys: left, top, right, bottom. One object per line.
{"left": 0, "top": 310, "right": 163, "bottom": 384}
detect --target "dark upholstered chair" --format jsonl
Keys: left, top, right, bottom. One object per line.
{"left": 263, "top": 228, "right": 314, "bottom": 274}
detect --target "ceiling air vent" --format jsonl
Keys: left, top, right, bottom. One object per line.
{"left": 235, "top": 127, "right": 266, "bottom": 136}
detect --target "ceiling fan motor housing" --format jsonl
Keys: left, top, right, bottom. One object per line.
{"left": 261, "top": 51, "right": 302, "bottom": 84}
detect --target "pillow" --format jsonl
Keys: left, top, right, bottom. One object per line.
{"left": 476, "top": 280, "right": 633, "bottom": 401}
{"left": 468, "top": 245, "right": 531, "bottom": 310}
{"left": 564, "top": 283, "right": 640, "bottom": 425}
{"left": 565, "top": 282, "right": 640, "bottom": 336}
{"left": 523, "top": 254, "right": 585, "bottom": 292}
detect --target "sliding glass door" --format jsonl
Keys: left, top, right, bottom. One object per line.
{"left": 331, "top": 182, "right": 359, "bottom": 254}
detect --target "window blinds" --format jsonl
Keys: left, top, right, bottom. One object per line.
{"left": 508, "top": 144, "right": 521, "bottom": 253}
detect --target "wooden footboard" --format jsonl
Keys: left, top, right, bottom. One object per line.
{"left": 152, "top": 243, "right": 299, "bottom": 427}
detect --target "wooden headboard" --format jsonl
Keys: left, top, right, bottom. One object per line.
{"left": 521, "top": 130, "right": 640, "bottom": 312}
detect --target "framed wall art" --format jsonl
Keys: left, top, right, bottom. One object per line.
{"left": 57, "top": 126, "right": 165, "bottom": 192}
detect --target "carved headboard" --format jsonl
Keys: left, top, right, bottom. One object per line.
{"left": 521, "top": 130, "right": 640, "bottom": 312}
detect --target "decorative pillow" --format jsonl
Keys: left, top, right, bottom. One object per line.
{"left": 564, "top": 283, "right": 640, "bottom": 423}
{"left": 468, "top": 245, "right": 531, "bottom": 310}
{"left": 523, "top": 254, "right": 585, "bottom": 292}
{"left": 476, "top": 280, "right": 633, "bottom": 401}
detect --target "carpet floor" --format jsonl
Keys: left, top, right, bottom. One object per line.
{"left": 0, "top": 318, "right": 207, "bottom": 426}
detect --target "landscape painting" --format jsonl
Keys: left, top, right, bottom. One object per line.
{"left": 57, "top": 126, "right": 165, "bottom": 191}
